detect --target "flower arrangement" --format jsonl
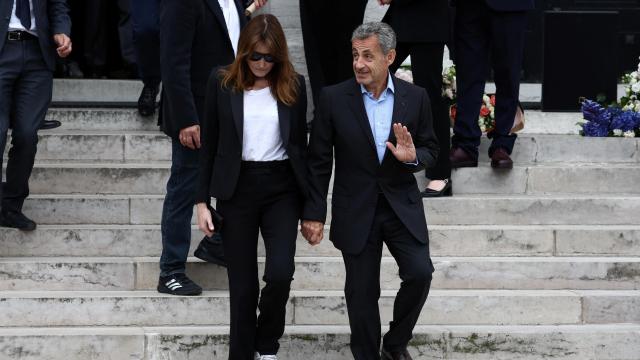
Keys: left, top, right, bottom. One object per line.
{"left": 395, "top": 60, "right": 522, "bottom": 134}
{"left": 580, "top": 57, "right": 640, "bottom": 137}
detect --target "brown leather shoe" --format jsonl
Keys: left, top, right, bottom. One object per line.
{"left": 381, "top": 348, "right": 412, "bottom": 360}
{"left": 490, "top": 148, "right": 513, "bottom": 169}
{"left": 449, "top": 147, "right": 478, "bottom": 168}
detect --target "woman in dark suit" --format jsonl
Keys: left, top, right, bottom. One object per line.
{"left": 195, "top": 14, "right": 307, "bottom": 360}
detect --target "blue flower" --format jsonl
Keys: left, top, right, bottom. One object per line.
{"left": 582, "top": 121, "right": 610, "bottom": 137}
{"left": 610, "top": 110, "right": 640, "bottom": 132}
{"left": 581, "top": 99, "right": 607, "bottom": 123}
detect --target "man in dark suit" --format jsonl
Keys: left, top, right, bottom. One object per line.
{"left": 301, "top": 22, "right": 439, "bottom": 360}
{"left": 382, "top": 0, "right": 453, "bottom": 197}
{"left": 157, "top": 0, "right": 264, "bottom": 296}
{"left": 0, "top": 0, "right": 71, "bottom": 231}
{"left": 299, "top": 0, "right": 368, "bottom": 112}
{"left": 449, "top": 0, "right": 534, "bottom": 169}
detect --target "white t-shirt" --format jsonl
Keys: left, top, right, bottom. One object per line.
{"left": 10, "top": 0, "right": 37, "bottom": 35}
{"left": 242, "top": 87, "right": 288, "bottom": 161}
{"left": 217, "top": 0, "right": 240, "bottom": 55}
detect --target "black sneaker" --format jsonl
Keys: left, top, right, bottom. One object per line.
{"left": 138, "top": 84, "right": 159, "bottom": 117}
{"left": 157, "top": 273, "right": 202, "bottom": 296}
{"left": 0, "top": 210, "right": 36, "bottom": 231}
{"left": 194, "top": 234, "right": 227, "bottom": 267}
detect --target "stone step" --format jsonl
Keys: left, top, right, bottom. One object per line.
{"left": 3, "top": 224, "right": 640, "bottom": 258}
{"left": 8, "top": 132, "right": 638, "bottom": 163}
{"left": 1, "top": 256, "right": 638, "bottom": 292}
{"left": 44, "top": 107, "right": 585, "bottom": 134}
{"left": 0, "top": 290, "right": 637, "bottom": 327}
{"left": 18, "top": 162, "right": 640, "bottom": 195}
{"left": 2, "top": 324, "right": 639, "bottom": 360}
{"left": 20, "top": 194, "right": 640, "bottom": 225}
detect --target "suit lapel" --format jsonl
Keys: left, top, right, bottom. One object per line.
{"left": 277, "top": 101, "right": 291, "bottom": 148}
{"left": 382, "top": 75, "right": 408, "bottom": 165}
{"left": 204, "top": 0, "right": 230, "bottom": 35}
{"left": 230, "top": 91, "right": 244, "bottom": 144}
{"left": 346, "top": 79, "right": 376, "bottom": 152}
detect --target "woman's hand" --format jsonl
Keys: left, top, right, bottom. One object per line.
{"left": 196, "top": 203, "right": 215, "bottom": 237}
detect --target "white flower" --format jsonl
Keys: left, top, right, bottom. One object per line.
{"left": 632, "top": 82, "right": 640, "bottom": 93}
{"left": 624, "top": 130, "right": 635, "bottom": 138}
{"left": 490, "top": 109, "right": 495, "bottom": 118}
{"left": 635, "top": 103, "right": 640, "bottom": 112}
{"left": 613, "top": 129, "right": 623, "bottom": 136}
{"left": 483, "top": 95, "right": 490, "bottom": 105}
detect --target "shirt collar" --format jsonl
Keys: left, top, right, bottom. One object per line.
{"left": 360, "top": 72, "right": 395, "bottom": 99}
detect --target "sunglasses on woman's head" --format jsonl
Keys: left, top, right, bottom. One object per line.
{"left": 249, "top": 52, "right": 275, "bottom": 63}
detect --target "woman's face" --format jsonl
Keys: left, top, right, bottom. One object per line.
{"left": 247, "top": 42, "right": 275, "bottom": 79}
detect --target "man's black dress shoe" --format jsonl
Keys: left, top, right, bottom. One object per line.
{"left": 0, "top": 210, "right": 36, "bottom": 231}
{"left": 40, "top": 120, "right": 61, "bottom": 130}
{"left": 138, "top": 84, "right": 159, "bottom": 117}
{"left": 381, "top": 347, "right": 412, "bottom": 360}
{"left": 490, "top": 147, "right": 513, "bottom": 169}
{"left": 449, "top": 147, "right": 478, "bottom": 168}
{"left": 421, "top": 178, "right": 452, "bottom": 198}
{"left": 194, "top": 234, "right": 227, "bottom": 267}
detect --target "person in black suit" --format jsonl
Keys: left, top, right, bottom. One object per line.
{"left": 195, "top": 14, "right": 308, "bottom": 360}
{"left": 301, "top": 22, "right": 439, "bottom": 360}
{"left": 299, "top": 0, "right": 368, "bottom": 112}
{"left": 382, "top": 0, "right": 453, "bottom": 197}
{"left": 449, "top": 0, "right": 534, "bottom": 169}
{"left": 157, "top": 0, "right": 265, "bottom": 296}
{"left": 0, "top": 0, "right": 71, "bottom": 231}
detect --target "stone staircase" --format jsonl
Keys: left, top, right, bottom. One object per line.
{"left": 2, "top": 2, "right": 640, "bottom": 358}
{"left": 1, "top": 107, "right": 639, "bottom": 360}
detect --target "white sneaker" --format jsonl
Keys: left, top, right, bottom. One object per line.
{"left": 254, "top": 353, "right": 277, "bottom": 360}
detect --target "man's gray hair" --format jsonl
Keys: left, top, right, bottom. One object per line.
{"left": 351, "top": 22, "right": 396, "bottom": 54}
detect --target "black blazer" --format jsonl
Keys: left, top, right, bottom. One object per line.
{"left": 303, "top": 76, "right": 439, "bottom": 255}
{"left": 382, "top": 0, "right": 450, "bottom": 43}
{"left": 0, "top": 0, "right": 71, "bottom": 71}
{"left": 196, "top": 69, "right": 309, "bottom": 204}
{"left": 159, "top": 0, "right": 248, "bottom": 140}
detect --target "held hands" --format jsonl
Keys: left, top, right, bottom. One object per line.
{"left": 196, "top": 203, "right": 215, "bottom": 237}
{"left": 386, "top": 123, "right": 417, "bottom": 163}
{"left": 301, "top": 220, "right": 324, "bottom": 246}
{"left": 179, "top": 125, "right": 201, "bottom": 149}
{"left": 377, "top": 0, "right": 393, "bottom": 5}
{"left": 53, "top": 34, "right": 72, "bottom": 58}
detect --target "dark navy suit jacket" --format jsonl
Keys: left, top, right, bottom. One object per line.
{"left": 0, "top": 0, "right": 71, "bottom": 71}
{"left": 452, "top": 0, "right": 534, "bottom": 12}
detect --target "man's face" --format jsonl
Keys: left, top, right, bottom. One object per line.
{"left": 352, "top": 36, "right": 395, "bottom": 89}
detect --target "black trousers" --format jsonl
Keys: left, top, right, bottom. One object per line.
{"left": 217, "top": 161, "right": 301, "bottom": 360}
{"left": 299, "top": 0, "right": 368, "bottom": 111}
{"left": 391, "top": 42, "right": 451, "bottom": 180}
{"left": 451, "top": 0, "right": 527, "bottom": 157}
{"left": 342, "top": 195, "right": 432, "bottom": 360}
{"left": 0, "top": 38, "right": 52, "bottom": 212}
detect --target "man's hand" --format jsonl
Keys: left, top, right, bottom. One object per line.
{"left": 53, "top": 34, "right": 72, "bottom": 58}
{"left": 301, "top": 220, "right": 324, "bottom": 246}
{"left": 378, "top": 0, "right": 393, "bottom": 5}
{"left": 254, "top": 0, "right": 268, "bottom": 9}
{"left": 196, "top": 203, "right": 215, "bottom": 237}
{"left": 179, "top": 125, "right": 201, "bottom": 149}
{"left": 386, "top": 123, "right": 417, "bottom": 163}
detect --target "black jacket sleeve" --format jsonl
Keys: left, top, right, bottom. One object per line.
{"left": 410, "top": 88, "right": 439, "bottom": 173}
{"left": 302, "top": 88, "right": 333, "bottom": 223}
{"left": 195, "top": 68, "right": 222, "bottom": 205}
{"left": 48, "top": 0, "right": 71, "bottom": 35}
{"left": 160, "top": 0, "right": 199, "bottom": 132}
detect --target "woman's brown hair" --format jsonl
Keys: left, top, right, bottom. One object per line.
{"left": 220, "top": 14, "right": 299, "bottom": 106}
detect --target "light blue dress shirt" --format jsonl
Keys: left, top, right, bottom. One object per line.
{"left": 361, "top": 73, "right": 395, "bottom": 163}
